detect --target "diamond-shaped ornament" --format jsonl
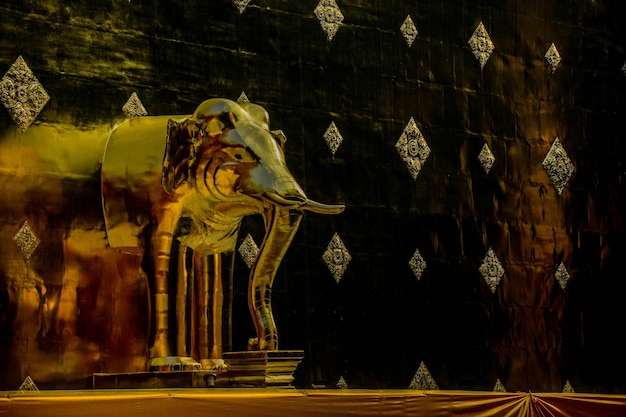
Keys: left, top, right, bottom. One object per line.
{"left": 493, "top": 379, "right": 506, "bottom": 392}
{"left": 314, "top": 0, "right": 344, "bottom": 41}
{"left": 479, "top": 247, "right": 504, "bottom": 293}
{"left": 542, "top": 137, "right": 574, "bottom": 195}
{"left": 545, "top": 43, "right": 561, "bottom": 74}
{"left": 13, "top": 221, "right": 40, "bottom": 260}
{"left": 324, "top": 121, "right": 343, "bottom": 155}
{"left": 122, "top": 92, "right": 148, "bottom": 119}
{"left": 562, "top": 380, "right": 575, "bottom": 393}
{"left": 468, "top": 22, "right": 495, "bottom": 69}
{"left": 322, "top": 233, "right": 351, "bottom": 283}
{"left": 396, "top": 117, "right": 430, "bottom": 180}
{"left": 478, "top": 143, "right": 495, "bottom": 173}
{"left": 0, "top": 56, "right": 50, "bottom": 131}
{"left": 233, "top": 0, "right": 250, "bottom": 14}
{"left": 409, "top": 248, "right": 426, "bottom": 281}
{"left": 555, "top": 262, "right": 570, "bottom": 290}
{"left": 336, "top": 376, "right": 349, "bottom": 389}
{"left": 18, "top": 376, "right": 39, "bottom": 392}
{"left": 238, "top": 234, "right": 259, "bottom": 268}
{"left": 236, "top": 91, "right": 250, "bottom": 103}
{"left": 409, "top": 361, "right": 439, "bottom": 390}
{"left": 400, "top": 15, "right": 418, "bottom": 47}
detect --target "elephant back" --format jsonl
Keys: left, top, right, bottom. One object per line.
{"left": 101, "top": 115, "right": 188, "bottom": 253}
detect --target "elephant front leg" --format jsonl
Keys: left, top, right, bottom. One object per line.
{"left": 249, "top": 208, "right": 303, "bottom": 351}
{"left": 150, "top": 230, "right": 173, "bottom": 361}
{"left": 149, "top": 222, "right": 200, "bottom": 371}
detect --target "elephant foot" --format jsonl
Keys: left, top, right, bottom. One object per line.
{"left": 247, "top": 337, "right": 278, "bottom": 351}
{"left": 247, "top": 337, "right": 259, "bottom": 351}
{"left": 149, "top": 356, "right": 201, "bottom": 371}
{"left": 200, "top": 358, "right": 228, "bottom": 373}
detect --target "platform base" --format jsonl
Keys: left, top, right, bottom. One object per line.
{"left": 92, "top": 350, "right": 304, "bottom": 389}
{"left": 223, "top": 350, "right": 304, "bottom": 388}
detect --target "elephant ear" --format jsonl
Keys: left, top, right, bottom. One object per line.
{"left": 162, "top": 118, "right": 199, "bottom": 193}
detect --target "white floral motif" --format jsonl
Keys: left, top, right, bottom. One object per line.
{"left": 468, "top": 22, "right": 495, "bottom": 69}
{"left": 13, "top": 221, "right": 40, "bottom": 260}
{"left": 493, "top": 379, "right": 506, "bottom": 392}
{"left": 555, "top": 262, "right": 570, "bottom": 290}
{"left": 542, "top": 137, "right": 574, "bottom": 195}
{"left": 396, "top": 118, "right": 430, "bottom": 180}
{"left": 545, "top": 43, "right": 561, "bottom": 73}
{"left": 322, "top": 233, "right": 351, "bottom": 283}
{"left": 400, "top": 15, "right": 418, "bottom": 47}
{"left": 236, "top": 91, "right": 250, "bottom": 103}
{"left": 0, "top": 56, "right": 49, "bottom": 131}
{"left": 478, "top": 143, "right": 495, "bottom": 173}
{"left": 18, "top": 376, "right": 39, "bottom": 392}
{"left": 479, "top": 247, "right": 504, "bottom": 293}
{"left": 409, "top": 361, "right": 439, "bottom": 390}
{"left": 233, "top": 0, "right": 250, "bottom": 14}
{"left": 238, "top": 234, "right": 259, "bottom": 268}
{"left": 409, "top": 248, "right": 426, "bottom": 281}
{"left": 314, "top": 0, "right": 344, "bottom": 41}
{"left": 122, "top": 92, "right": 148, "bottom": 119}
{"left": 324, "top": 121, "right": 344, "bottom": 155}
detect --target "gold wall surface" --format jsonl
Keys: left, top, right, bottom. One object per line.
{"left": 1, "top": 0, "right": 626, "bottom": 393}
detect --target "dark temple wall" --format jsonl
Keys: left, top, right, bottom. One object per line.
{"left": 1, "top": 0, "right": 625, "bottom": 393}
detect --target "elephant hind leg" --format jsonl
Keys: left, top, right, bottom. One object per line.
{"left": 193, "top": 252, "right": 230, "bottom": 370}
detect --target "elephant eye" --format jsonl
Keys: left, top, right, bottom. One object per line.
{"left": 224, "top": 147, "right": 258, "bottom": 163}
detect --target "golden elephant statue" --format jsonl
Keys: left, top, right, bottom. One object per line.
{"left": 0, "top": 98, "right": 343, "bottom": 380}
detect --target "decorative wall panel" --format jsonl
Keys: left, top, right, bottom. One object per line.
{"left": 0, "top": 0, "right": 625, "bottom": 394}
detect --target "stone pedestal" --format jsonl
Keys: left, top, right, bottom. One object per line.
{"left": 222, "top": 350, "right": 304, "bottom": 388}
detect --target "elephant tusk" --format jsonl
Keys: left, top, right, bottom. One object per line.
{"left": 262, "top": 190, "right": 306, "bottom": 208}
{"left": 301, "top": 199, "right": 345, "bottom": 215}
{"left": 262, "top": 191, "right": 345, "bottom": 214}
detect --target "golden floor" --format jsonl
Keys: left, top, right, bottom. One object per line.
{"left": 1, "top": 389, "right": 625, "bottom": 417}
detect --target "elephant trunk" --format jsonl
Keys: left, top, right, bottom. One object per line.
{"left": 248, "top": 205, "right": 303, "bottom": 350}
{"left": 248, "top": 196, "right": 344, "bottom": 351}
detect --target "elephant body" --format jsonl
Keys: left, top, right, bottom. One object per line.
{"left": 0, "top": 98, "right": 344, "bottom": 382}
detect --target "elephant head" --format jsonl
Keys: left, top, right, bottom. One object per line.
{"left": 101, "top": 98, "right": 344, "bottom": 368}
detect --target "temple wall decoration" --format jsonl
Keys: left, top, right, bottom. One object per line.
{"left": 0, "top": 0, "right": 625, "bottom": 394}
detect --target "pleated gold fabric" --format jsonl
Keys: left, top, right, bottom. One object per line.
{"left": 1, "top": 389, "right": 625, "bottom": 417}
